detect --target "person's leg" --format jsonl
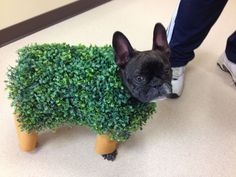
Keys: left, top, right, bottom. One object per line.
{"left": 168, "top": 0, "right": 228, "bottom": 67}
{"left": 167, "top": 0, "right": 228, "bottom": 97}
{"left": 217, "top": 32, "right": 236, "bottom": 85}
{"left": 225, "top": 31, "right": 236, "bottom": 63}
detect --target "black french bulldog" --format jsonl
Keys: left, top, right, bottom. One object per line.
{"left": 113, "top": 23, "right": 172, "bottom": 103}
{"left": 102, "top": 23, "right": 172, "bottom": 161}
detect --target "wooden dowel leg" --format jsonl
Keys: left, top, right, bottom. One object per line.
{"left": 15, "top": 116, "right": 38, "bottom": 152}
{"left": 95, "top": 134, "right": 117, "bottom": 155}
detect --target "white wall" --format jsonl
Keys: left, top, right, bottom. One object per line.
{"left": 0, "top": 0, "right": 77, "bottom": 29}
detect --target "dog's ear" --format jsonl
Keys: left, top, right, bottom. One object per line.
{"left": 152, "top": 23, "right": 170, "bottom": 56}
{"left": 112, "top": 31, "right": 134, "bottom": 68}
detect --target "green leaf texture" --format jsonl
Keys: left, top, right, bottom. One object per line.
{"left": 6, "top": 43, "right": 156, "bottom": 141}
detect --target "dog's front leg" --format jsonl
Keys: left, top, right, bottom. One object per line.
{"left": 95, "top": 134, "right": 118, "bottom": 161}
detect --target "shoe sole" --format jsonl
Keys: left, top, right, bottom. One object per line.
{"left": 217, "top": 63, "right": 236, "bottom": 86}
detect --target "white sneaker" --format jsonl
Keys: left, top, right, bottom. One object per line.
{"left": 168, "top": 66, "right": 186, "bottom": 98}
{"left": 217, "top": 53, "right": 236, "bottom": 85}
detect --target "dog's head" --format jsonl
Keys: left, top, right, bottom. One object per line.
{"left": 112, "top": 23, "right": 172, "bottom": 103}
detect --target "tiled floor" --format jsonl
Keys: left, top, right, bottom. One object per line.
{"left": 0, "top": 0, "right": 236, "bottom": 177}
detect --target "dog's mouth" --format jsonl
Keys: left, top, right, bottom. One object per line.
{"left": 149, "top": 83, "right": 172, "bottom": 102}
{"left": 128, "top": 82, "right": 172, "bottom": 103}
{"left": 150, "top": 96, "right": 167, "bottom": 102}
{"left": 136, "top": 94, "right": 168, "bottom": 103}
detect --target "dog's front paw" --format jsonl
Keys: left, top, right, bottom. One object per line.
{"left": 102, "top": 150, "right": 117, "bottom": 161}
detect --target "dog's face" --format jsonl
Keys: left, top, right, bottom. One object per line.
{"left": 112, "top": 23, "right": 172, "bottom": 103}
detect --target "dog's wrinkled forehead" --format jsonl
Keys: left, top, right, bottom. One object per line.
{"left": 126, "top": 51, "right": 165, "bottom": 76}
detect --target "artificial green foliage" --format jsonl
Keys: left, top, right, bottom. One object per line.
{"left": 6, "top": 43, "right": 156, "bottom": 141}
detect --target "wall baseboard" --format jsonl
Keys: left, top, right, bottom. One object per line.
{"left": 0, "top": 0, "right": 111, "bottom": 47}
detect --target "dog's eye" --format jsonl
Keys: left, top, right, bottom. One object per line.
{"left": 135, "top": 76, "right": 146, "bottom": 83}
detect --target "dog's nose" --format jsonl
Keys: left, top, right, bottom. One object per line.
{"left": 150, "top": 78, "right": 162, "bottom": 89}
{"left": 160, "top": 83, "right": 172, "bottom": 95}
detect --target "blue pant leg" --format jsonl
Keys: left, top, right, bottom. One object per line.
{"left": 225, "top": 31, "right": 236, "bottom": 64}
{"left": 168, "top": 0, "right": 228, "bottom": 67}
